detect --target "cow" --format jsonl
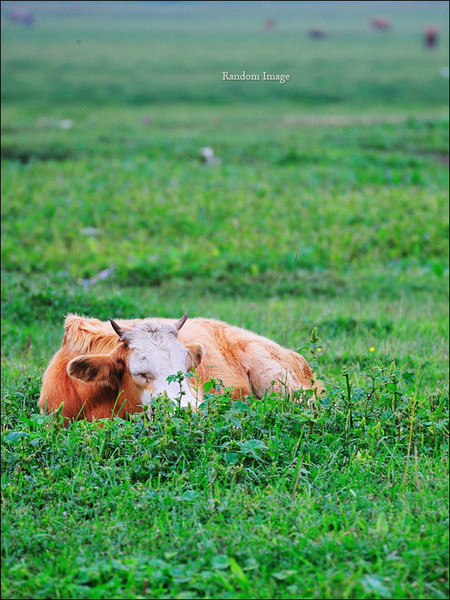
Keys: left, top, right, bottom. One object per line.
{"left": 308, "top": 29, "right": 328, "bottom": 40}
{"left": 370, "top": 17, "right": 392, "bottom": 30}
{"left": 264, "top": 19, "right": 276, "bottom": 32}
{"left": 424, "top": 25, "right": 439, "bottom": 50}
{"left": 39, "top": 313, "right": 321, "bottom": 422}
{"left": 8, "top": 9, "right": 35, "bottom": 25}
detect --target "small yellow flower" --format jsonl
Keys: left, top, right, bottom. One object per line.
{"left": 317, "top": 347, "right": 322, "bottom": 352}
{"left": 369, "top": 347, "right": 375, "bottom": 352}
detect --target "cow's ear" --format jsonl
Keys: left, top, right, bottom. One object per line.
{"left": 67, "top": 353, "right": 121, "bottom": 386}
{"left": 186, "top": 344, "right": 204, "bottom": 370}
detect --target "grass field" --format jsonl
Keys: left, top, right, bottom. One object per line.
{"left": 1, "top": 1, "right": 449, "bottom": 598}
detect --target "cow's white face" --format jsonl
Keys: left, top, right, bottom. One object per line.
{"left": 67, "top": 314, "right": 203, "bottom": 411}
{"left": 121, "top": 319, "right": 201, "bottom": 408}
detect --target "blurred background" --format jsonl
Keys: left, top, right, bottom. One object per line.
{"left": 1, "top": 1, "right": 449, "bottom": 111}
{"left": 1, "top": 1, "right": 449, "bottom": 381}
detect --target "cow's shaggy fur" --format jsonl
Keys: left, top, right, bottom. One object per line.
{"left": 39, "top": 314, "right": 321, "bottom": 421}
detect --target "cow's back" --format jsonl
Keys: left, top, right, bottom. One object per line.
{"left": 179, "top": 319, "right": 253, "bottom": 397}
{"left": 179, "top": 318, "right": 315, "bottom": 398}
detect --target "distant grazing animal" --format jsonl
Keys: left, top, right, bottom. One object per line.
{"left": 39, "top": 314, "right": 320, "bottom": 422}
{"left": 308, "top": 29, "right": 328, "bottom": 39}
{"left": 424, "top": 25, "right": 439, "bottom": 49}
{"left": 8, "top": 9, "right": 35, "bottom": 25}
{"left": 370, "top": 17, "right": 392, "bottom": 30}
{"left": 264, "top": 18, "right": 276, "bottom": 32}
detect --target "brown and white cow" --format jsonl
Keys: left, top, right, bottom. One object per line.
{"left": 370, "top": 17, "right": 392, "bottom": 30}
{"left": 39, "top": 313, "right": 320, "bottom": 422}
{"left": 424, "top": 25, "right": 439, "bottom": 50}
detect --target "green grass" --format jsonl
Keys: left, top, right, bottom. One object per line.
{"left": 2, "top": 369, "right": 449, "bottom": 599}
{"left": 1, "top": 1, "right": 449, "bottom": 599}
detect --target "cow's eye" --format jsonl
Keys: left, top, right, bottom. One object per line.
{"left": 133, "top": 372, "right": 154, "bottom": 385}
{"left": 138, "top": 373, "right": 153, "bottom": 381}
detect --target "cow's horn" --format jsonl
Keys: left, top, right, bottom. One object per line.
{"left": 175, "top": 312, "right": 188, "bottom": 331}
{"left": 109, "top": 318, "right": 124, "bottom": 338}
